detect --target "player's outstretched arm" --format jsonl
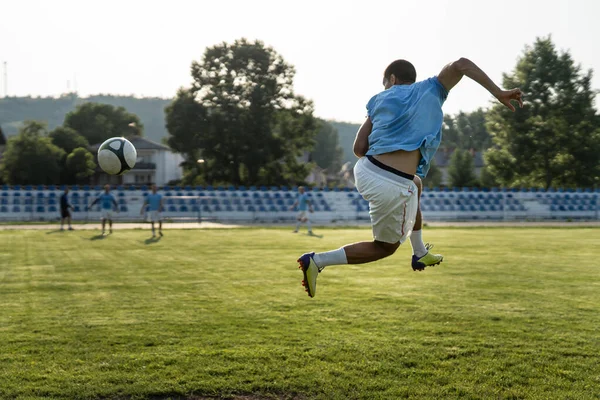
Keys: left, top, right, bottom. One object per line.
{"left": 353, "top": 117, "right": 372, "bottom": 158}
{"left": 437, "top": 58, "right": 523, "bottom": 111}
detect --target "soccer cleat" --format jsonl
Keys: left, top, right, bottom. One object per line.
{"left": 411, "top": 243, "right": 443, "bottom": 271}
{"left": 297, "top": 252, "right": 320, "bottom": 298}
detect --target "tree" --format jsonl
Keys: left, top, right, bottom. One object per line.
{"left": 64, "top": 103, "right": 143, "bottom": 145}
{"left": 165, "top": 89, "right": 208, "bottom": 183}
{"left": 0, "top": 121, "right": 65, "bottom": 184}
{"left": 49, "top": 126, "right": 89, "bottom": 154}
{"left": 65, "top": 147, "right": 96, "bottom": 183}
{"left": 442, "top": 109, "right": 491, "bottom": 151}
{"left": 485, "top": 36, "right": 600, "bottom": 189}
{"left": 448, "top": 149, "right": 477, "bottom": 188}
{"left": 167, "top": 38, "right": 318, "bottom": 186}
{"left": 312, "top": 119, "right": 343, "bottom": 173}
{"left": 423, "top": 159, "right": 443, "bottom": 189}
{"left": 0, "top": 125, "right": 6, "bottom": 146}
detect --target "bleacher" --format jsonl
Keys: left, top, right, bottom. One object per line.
{"left": 0, "top": 185, "right": 598, "bottom": 222}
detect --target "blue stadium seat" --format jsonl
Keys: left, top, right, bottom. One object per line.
{"left": 12, "top": 206, "right": 21, "bottom": 212}
{"left": 169, "top": 205, "right": 177, "bottom": 212}
{"left": 0, "top": 206, "right": 7, "bottom": 213}
{"left": 1, "top": 192, "right": 7, "bottom": 197}
{"left": 225, "top": 205, "right": 233, "bottom": 212}
{"left": 74, "top": 206, "right": 82, "bottom": 212}
{"left": 279, "top": 205, "right": 288, "bottom": 212}
{"left": 1, "top": 199, "right": 7, "bottom": 205}
{"left": 237, "top": 205, "right": 245, "bottom": 212}
{"left": 25, "top": 206, "right": 33, "bottom": 213}
{"left": 13, "top": 185, "right": 21, "bottom": 191}
{"left": 248, "top": 205, "right": 256, "bottom": 212}
{"left": 268, "top": 205, "right": 278, "bottom": 212}
{"left": 280, "top": 186, "right": 289, "bottom": 191}
{"left": 192, "top": 205, "right": 200, "bottom": 212}
{"left": 119, "top": 206, "right": 127, "bottom": 212}
{"left": 313, "top": 205, "right": 321, "bottom": 212}
{"left": 222, "top": 199, "right": 231, "bottom": 206}
{"left": 194, "top": 186, "right": 204, "bottom": 191}
{"left": 118, "top": 199, "right": 127, "bottom": 205}
{"left": 180, "top": 206, "right": 189, "bottom": 212}
{"left": 36, "top": 206, "right": 45, "bottom": 213}
{"left": 12, "top": 199, "right": 20, "bottom": 205}
{"left": 232, "top": 198, "right": 242, "bottom": 205}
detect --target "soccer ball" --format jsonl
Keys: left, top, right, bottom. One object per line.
{"left": 97, "top": 137, "right": 137, "bottom": 175}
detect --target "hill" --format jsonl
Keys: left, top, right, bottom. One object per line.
{"left": 0, "top": 95, "right": 360, "bottom": 160}
{"left": 0, "top": 94, "right": 171, "bottom": 143}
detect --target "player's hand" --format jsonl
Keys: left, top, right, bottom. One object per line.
{"left": 495, "top": 88, "right": 523, "bottom": 112}
{"left": 309, "top": 208, "right": 314, "bottom": 213}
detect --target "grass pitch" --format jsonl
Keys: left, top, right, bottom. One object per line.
{"left": 0, "top": 227, "right": 599, "bottom": 399}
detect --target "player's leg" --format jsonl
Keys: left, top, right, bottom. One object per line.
{"left": 304, "top": 215, "right": 313, "bottom": 235}
{"left": 297, "top": 158, "right": 417, "bottom": 297}
{"left": 60, "top": 216, "right": 65, "bottom": 230}
{"left": 410, "top": 176, "right": 443, "bottom": 270}
{"left": 108, "top": 217, "right": 113, "bottom": 234}
{"left": 67, "top": 213, "right": 73, "bottom": 230}
{"left": 101, "top": 218, "right": 106, "bottom": 234}
{"left": 158, "top": 219, "right": 163, "bottom": 236}
{"left": 293, "top": 213, "right": 303, "bottom": 233}
{"left": 151, "top": 221, "right": 155, "bottom": 237}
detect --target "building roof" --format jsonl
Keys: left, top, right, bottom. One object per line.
{"left": 90, "top": 135, "right": 172, "bottom": 152}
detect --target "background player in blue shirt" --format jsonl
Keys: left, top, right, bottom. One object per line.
{"left": 297, "top": 57, "right": 523, "bottom": 298}
{"left": 289, "top": 186, "right": 314, "bottom": 235}
{"left": 59, "top": 187, "right": 74, "bottom": 231}
{"left": 140, "top": 184, "right": 164, "bottom": 238}
{"left": 88, "top": 184, "right": 119, "bottom": 235}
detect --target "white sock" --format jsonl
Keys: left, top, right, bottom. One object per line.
{"left": 410, "top": 230, "right": 428, "bottom": 257}
{"left": 313, "top": 248, "right": 348, "bottom": 269}
{"left": 295, "top": 222, "right": 301, "bottom": 231}
{"left": 307, "top": 221, "right": 312, "bottom": 232}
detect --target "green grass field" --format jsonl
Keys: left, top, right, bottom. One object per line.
{"left": 0, "top": 227, "right": 599, "bottom": 400}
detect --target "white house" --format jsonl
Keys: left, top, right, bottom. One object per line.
{"left": 90, "top": 136, "right": 184, "bottom": 186}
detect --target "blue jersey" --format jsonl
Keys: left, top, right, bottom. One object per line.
{"left": 297, "top": 193, "right": 309, "bottom": 211}
{"left": 146, "top": 193, "right": 162, "bottom": 211}
{"left": 97, "top": 193, "right": 116, "bottom": 210}
{"left": 365, "top": 77, "right": 448, "bottom": 177}
{"left": 60, "top": 193, "right": 70, "bottom": 210}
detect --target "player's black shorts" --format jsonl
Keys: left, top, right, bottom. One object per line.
{"left": 61, "top": 208, "right": 70, "bottom": 219}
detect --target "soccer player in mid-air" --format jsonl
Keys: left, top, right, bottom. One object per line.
{"left": 59, "top": 187, "right": 74, "bottom": 231}
{"left": 88, "top": 184, "right": 119, "bottom": 235}
{"left": 140, "top": 184, "right": 164, "bottom": 237}
{"left": 297, "top": 57, "right": 523, "bottom": 297}
{"left": 289, "top": 186, "right": 314, "bottom": 235}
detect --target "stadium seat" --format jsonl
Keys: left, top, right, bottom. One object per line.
{"left": 12, "top": 206, "right": 21, "bottom": 212}
{"left": 1, "top": 199, "right": 7, "bottom": 205}
{"left": 237, "top": 205, "right": 245, "bottom": 212}
{"left": 119, "top": 206, "right": 128, "bottom": 212}
{"left": 269, "top": 205, "right": 278, "bottom": 212}
{"left": 12, "top": 199, "right": 20, "bottom": 205}
{"left": 168, "top": 206, "right": 177, "bottom": 212}
{"left": 192, "top": 205, "right": 200, "bottom": 212}
{"left": 279, "top": 205, "right": 288, "bottom": 212}
{"left": 180, "top": 206, "right": 189, "bottom": 212}
{"left": 248, "top": 206, "right": 256, "bottom": 212}
{"left": 35, "top": 206, "right": 45, "bottom": 213}
{"left": 118, "top": 199, "right": 127, "bottom": 205}
{"left": 25, "top": 206, "right": 33, "bottom": 213}
{"left": 0, "top": 206, "right": 7, "bottom": 213}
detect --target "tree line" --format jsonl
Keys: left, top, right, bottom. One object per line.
{"left": 0, "top": 36, "right": 598, "bottom": 189}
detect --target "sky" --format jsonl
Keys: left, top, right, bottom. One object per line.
{"left": 1, "top": 0, "right": 599, "bottom": 123}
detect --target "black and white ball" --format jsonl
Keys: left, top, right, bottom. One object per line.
{"left": 97, "top": 137, "right": 137, "bottom": 175}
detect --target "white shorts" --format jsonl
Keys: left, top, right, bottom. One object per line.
{"left": 354, "top": 157, "right": 418, "bottom": 244}
{"left": 149, "top": 211, "right": 162, "bottom": 222}
{"left": 101, "top": 210, "right": 113, "bottom": 220}
{"left": 297, "top": 211, "right": 308, "bottom": 221}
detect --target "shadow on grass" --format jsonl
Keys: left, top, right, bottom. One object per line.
{"left": 144, "top": 236, "right": 162, "bottom": 245}
{"left": 46, "top": 230, "right": 64, "bottom": 235}
{"left": 306, "top": 233, "right": 324, "bottom": 239}
{"left": 89, "top": 234, "right": 106, "bottom": 241}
